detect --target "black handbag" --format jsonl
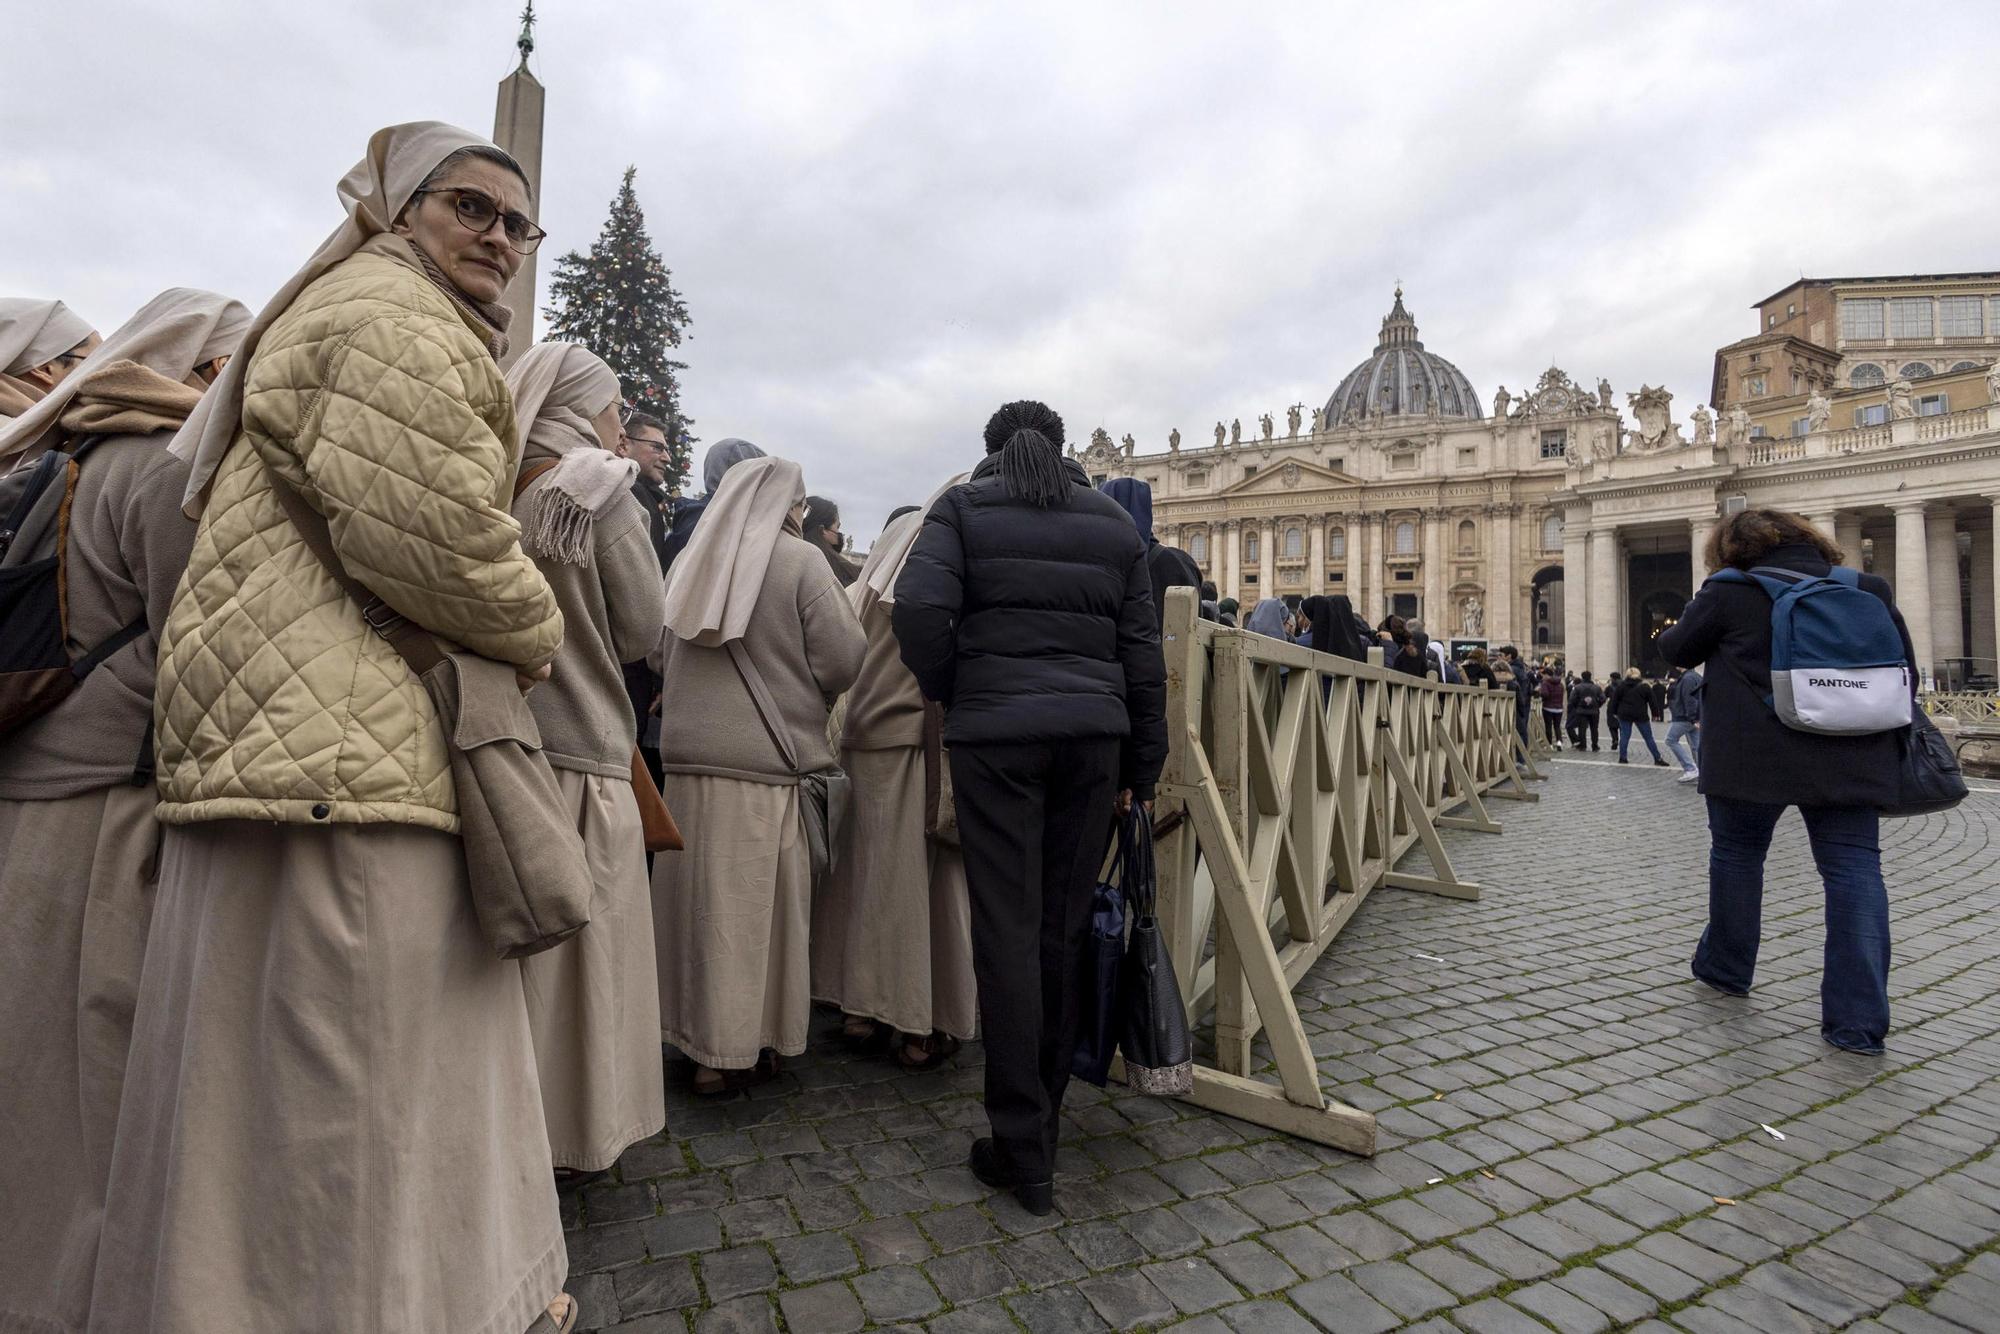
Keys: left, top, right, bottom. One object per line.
{"left": 1880, "top": 712, "right": 1968, "bottom": 819}
{"left": 1116, "top": 805, "right": 1194, "bottom": 1096}
{"left": 1071, "top": 816, "right": 1132, "bottom": 1088}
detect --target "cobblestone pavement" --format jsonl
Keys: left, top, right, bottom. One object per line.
{"left": 562, "top": 752, "right": 2000, "bottom": 1332}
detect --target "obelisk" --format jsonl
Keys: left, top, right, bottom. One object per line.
{"left": 492, "top": 1, "right": 544, "bottom": 366}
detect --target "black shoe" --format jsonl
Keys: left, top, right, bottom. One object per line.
{"left": 1691, "top": 971, "right": 1749, "bottom": 998}
{"left": 1653, "top": 759, "right": 1669, "bottom": 767}
{"left": 969, "top": 1138, "right": 1054, "bottom": 1216}
{"left": 1617, "top": 756, "right": 1628, "bottom": 764}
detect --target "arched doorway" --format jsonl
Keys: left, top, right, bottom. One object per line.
{"left": 1531, "top": 565, "right": 1563, "bottom": 656}
{"left": 1636, "top": 590, "right": 1686, "bottom": 675}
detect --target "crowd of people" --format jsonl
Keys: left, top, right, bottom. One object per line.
{"left": 0, "top": 119, "right": 1919, "bottom": 1333}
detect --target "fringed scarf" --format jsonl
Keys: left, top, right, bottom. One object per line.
{"left": 504, "top": 341, "right": 634, "bottom": 565}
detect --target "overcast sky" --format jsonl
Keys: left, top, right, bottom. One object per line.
{"left": 8, "top": 2, "right": 1998, "bottom": 541}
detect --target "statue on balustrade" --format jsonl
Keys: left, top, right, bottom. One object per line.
{"left": 1889, "top": 379, "right": 1915, "bottom": 420}
{"left": 1987, "top": 361, "right": 2000, "bottom": 405}
{"left": 1214, "top": 421, "right": 1226, "bottom": 448}
{"left": 1597, "top": 377, "right": 1614, "bottom": 409}
{"left": 1169, "top": 427, "right": 1181, "bottom": 453}
{"left": 1691, "top": 403, "right": 1715, "bottom": 447}
{"left": 1721, "top": 404, "right": 1752, "bottom": 460}
{"left": 1286, "top": 403, "right": 1302, "bottom": 437}
{"left": 1806, "top": 390, "right": 1831, "bottom": 434}
{"left": 1310, "top": 405, "right": 1326, "bottom": 433}
{"left": 1258, "top": 412, "right": 1274, "bottom": 441}
{"left": 1492, "top": 386, "right": 1510, "bottom": 418}
{"left": 1230, "top": 418, "right": 1242, "bottom": 445}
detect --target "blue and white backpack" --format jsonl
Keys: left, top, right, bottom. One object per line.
{"left": 1709, "top": 565, "right": 1912, "bottom": 736}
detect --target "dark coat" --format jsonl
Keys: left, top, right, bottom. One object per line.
{"left": 1566, "top": 679, "right": 1605, "bottom": 718}
{"left": 661, "top": 494, "right": 706, "bottom": 573}
{"left": 1099, "top": 476, "right": 1203, "bottom": 632}
{"left": 893, "top": 456, "right": 1169, "bottom": 800}
{"left": 1607, "top": 676, "right": 1653, "bottom": 723}
{"left": 1462, "top": 660, "right": 1498, "bottom": 690}
{"left": 631, "top": 477, "right": 672, "bottom": 572}
{"left": 1668, "top": 669, "right": 1704, "bottom": 724}
{"left": 1657, "top": 544, "right": 1917, "bottom": 807}
{"left": 1648, "top": 680, "right": 1667, "bottom": 720}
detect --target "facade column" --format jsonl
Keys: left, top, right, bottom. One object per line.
{"left": 1561, "top": 517, "right": 1588, "bottom": 665}
{"left": 1926, "top": 504, "right": 1962, "bottom": 671}
{"left": 1968, "top": 515, "right": 1995, "bottom": 678}
{"left": 1359, "top": 515, "right": 1380, "bottom": 622}
{"left": 1346, "top": 514, "right": 1367, "bottom": 619}
{"left": 1221, "top": 520, "right": 1240, "bottom": 603}
{"left": 1421, "top": 508, "right": 1446, "bottom": 631}
{"left": 1589, "top": 526, "right": 1620, "bottom": 676}
{"left": 1258, "top": 520, "right": 1275, "bottom": 600}
{"left": 1834, "top": 513, "right": 1865, "bottom": 570}
{"left": 1308, "top": 517, "right": 1326, "bottom": 596}
{"left": 1489, "top": 504, "right": 1515, "bottom": 644}
{"left": 1689, "top": 516, "right": 1713, "bottom": 594}
{"left": 1892, "top": 501, "right": 1933, "bottom": 685}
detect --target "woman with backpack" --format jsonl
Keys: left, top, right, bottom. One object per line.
{"left": 1609, "top": 666, "right": 1668, "bottom": 765}
{"left": 1658, "top": 509, "right": 1916, "bottom": 1054}
{"left": 0, "top": 289, "right": 248, "bottom": 1334}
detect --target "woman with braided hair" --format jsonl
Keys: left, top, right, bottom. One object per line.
{"left": 892, "top": 400, "right": 1167, "bottom": 1216}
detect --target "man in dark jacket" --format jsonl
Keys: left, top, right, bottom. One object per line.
{"left": 894, "top": 400, "right": 1166, "bottom": 1216}
{"left": 619, "top": 411, "right": 676, "bottom": 795}
{"left": 1566, "top": 671, "right": 1605, "bottom": 751}
{"left": 1495, "top": 646, "right": 1534, "bottom": 751}
{"left": 1664, "top": 665, "right": 1703, "bottom": 781}
{"left": 1100, "top": 477, "right": 1203, "bottom": 635}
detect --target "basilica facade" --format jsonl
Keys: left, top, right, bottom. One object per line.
{"left": 1075, "top": 285, "right": 2000, "bottom": 684}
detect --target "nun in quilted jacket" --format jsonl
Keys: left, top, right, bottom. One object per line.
{"left": 98, "top": 124, "right": 580, "bottom": 1334}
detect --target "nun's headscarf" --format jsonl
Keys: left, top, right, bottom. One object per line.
{"left": 661, "top": 455, "right": 805, "bottom": 647}
{"left": 1244, "top": 598, "right": 1291, "bottom": 639}
{"left": 1301, "top": 594, "right": 1368, "bottom": 663}
{"left": 0, "top": 298, "right": 96, "bottom": 375}
{"left": 0, "top": 289, "right": 248, "bottom": 466}
{"left": 1099, "top": 477, "right": 1156, "bottom": 545}
{"left": 504, "top": 341, "right": 636, "bottom": 564}
{"left": 851, "top": 472, "right": 971, "bottom": 612}
{"left": 702, "top": 437, "right": 767, "bottom": 495}
{"left": 169, "top": 121, "right": 524, "bottom": 517}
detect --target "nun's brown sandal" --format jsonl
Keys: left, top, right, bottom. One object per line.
{"left": 897, "top": 1032, "right": 961, "bottom": 1071}
{"left": 691, "top": 1051, "right": 782, "bottom": 1097}
{"left": 524, "top": 1293, "right": 577, "bottom": 1333}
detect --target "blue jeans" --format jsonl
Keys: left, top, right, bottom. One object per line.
{"left": 1693, "top": 798, "right": 1890, "bottom": 1051}
{"left": 1617, "top": 718, "right": 1663, "bottom": 761}
{"left": 1664, "top": 721, "right": 1699, "bottom": 771}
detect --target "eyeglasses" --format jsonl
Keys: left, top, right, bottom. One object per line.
{"left": 411, "top": 187, "right": 546, "bottom": 254}
{"left": 620, "top": 432, "right": 668, "bottom": 455}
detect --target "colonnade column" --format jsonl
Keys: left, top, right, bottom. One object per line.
{"left": 1561, "top": 520, "right": 1588, "bottom": 666}
{"left": 1221, "top": 520, "right": 1240, "bottom": 603}
{"left": 1892, "top": 501, "right": 1933, "bottom": 684}
{"left": 1356, "top": 516, "right": 1377, "bottom": 622}
{"left": 1588, "top": 526, "right": 1620, "bottom": 676}
{"left": 1689, "top": 516, "right": 1713, "bottom": 595}
{"left": 1421, "top": 508, "right": 1446, "bottom": 631}
{"left": 1257, "top": 520, "right": 1275, "bottom": 600}
{"left": 1308, "top": 517, "right": 1326, "bottom": 596}
{"left": 1926, "top": 504, "right": 1962, "bottom": 671}
{"left": 1834, "top": 513, "right": 1865, "bottom": 571}
{"left": 1969, "top": 513, "right": 1995, "bottom": 678}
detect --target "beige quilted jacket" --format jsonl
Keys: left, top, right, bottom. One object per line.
{"left": 154, "top": 240, "right": 563, "bottom": 832}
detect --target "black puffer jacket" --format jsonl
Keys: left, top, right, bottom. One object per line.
{"left": 1658, "top": 543, "right": 1916, "bottom": 807}
{"left": 893, "top": 456, "right": 1169, "bottom": 799}
{"left": 1607, "top": 676, "right": 1653, "bottom": 723}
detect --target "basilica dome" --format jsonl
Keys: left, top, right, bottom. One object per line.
{"left": 1323, "top": 288, "right": 1484, "bottom": 424}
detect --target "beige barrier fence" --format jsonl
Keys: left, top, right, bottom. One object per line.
{"left": 1133, "top": 588, "right": 1540, "bottom": 1155}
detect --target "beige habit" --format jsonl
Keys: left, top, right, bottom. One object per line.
{"left": 812, "top": 506, "right": 979, "bottom": 1041}
{"left": 90, "top": 124, "right": 568, "bottom": 1334}
{"left": 506, "top": 342, "right": 668, "bottom": 1170}
{"left": 652, "top": 456, "right": 866, "bottom": 1069}
{"left": 0, "top": 289, "right": 248, "bottom": 1334}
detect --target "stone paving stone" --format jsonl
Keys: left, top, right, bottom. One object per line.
{"left": 853, "top": 1265, "right": 943, "bottom": 1323}
{"left": 776, "top": 1280, "right": 864, "bottom": 1334}
{"left": 1346, "top": 1258, "right": 1455, "bottom": 1318}
{"left": 1216, "top": 1301, "right": 1320, "bottom": 1334}
{"left": 924, "top": 1302, "right": 1020, "bottom": 1334}
{"left": 923, "top": 1247, "right": 1014, "bottom": 1304}
{"left": 1507, "top": 1278, "right": 1613, "bottom": 1334}
{"left": 1140, "top": 1256, "right": 1240, "bottom": 1314}
{"left": 613, "top": 1258, "right": 700, "bottom": 1317}
{"left": 1286, "top": 1272, "right": 1400, "bottom": 1333}
{"left": 771, "top": 1230, "right": 858, "bottom": 1284}
{"left": 1077, "top": 1268, "right": 1176, "bottom": 1330}
{"left": 1551, "top": 1265, "right": 1657, "bottom": 1324}
{"left": 1450, "top": 1296, "right": 1559, "bottom": 1334}
{"left": 1004, "top": 1286, "right": 1111, "bottom": 1334}
{"left": 698, "top": 1245, "right": 775, "bottom": 1303}
{"left": 1205, "top": 1239, "right": 1296, "bottom": 1296}
{"left": 1406, "top": 1242, "right": 1502, "bottom": 1298}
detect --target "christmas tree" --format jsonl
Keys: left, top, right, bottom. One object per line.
{"left": 543, "top": 166, "right": 696, "bottom": 486}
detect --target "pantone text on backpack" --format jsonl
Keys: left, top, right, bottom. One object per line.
{"left": 1709, "top": 564, "right": 1912, "bottom": 736}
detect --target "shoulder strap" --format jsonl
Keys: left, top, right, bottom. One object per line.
{"left": 513, "top": 459, "right": 559, "bottom": 501}
{"left": 724, "top": 638, "right": 801, "bottom": 774}
{"left": 1824, "top": 565, "right": 1861, "bottom": 588}
{"left": 262, "top": 461, "right": 444, "bottom": 676}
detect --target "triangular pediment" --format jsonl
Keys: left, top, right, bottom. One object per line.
{"left": 1213, "top": 457, "right": 1360, "bottom": 498}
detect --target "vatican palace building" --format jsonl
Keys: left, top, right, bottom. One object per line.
{"left": 1073, "top": 279, "right": 2000, "bottom": 687}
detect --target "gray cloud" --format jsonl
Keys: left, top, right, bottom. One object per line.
{"left": 7, "top": 2, "right": 1996, "bottom": 542}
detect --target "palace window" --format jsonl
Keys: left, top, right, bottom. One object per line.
{"left": 1243, "top": 465, "right": 1259, "bottom": 480}
{"left": 1849, "top": 363, "right": 1885, "bottom": 387}
{"left": 1282, "top": 526, "right": 1303, "bottom": 558}
{"left": 1840, "top": 298, "right": 1885, "bottom": 340}
{"left": 1791, "top": 371, "right": 1803, "bottom": 394}
{"left": 1749, "top": 426, "right": 1767, "bottom": 439}
{"left": 1393, "top": 521, "right": 1416, "bottom": 555}
{"left": 1791, "top": 417, "right": 1810, "bottom": 437}
{"left": 1326, "top": 456, "right": 1345, "bottom": 473}
{"left": 1189, "top": 531, "right": 1208, "bottom": 563}
{"left": 1766, "top": 313, "right": 1777, "bottom": 328}
{"left": 1244, "top": 530, "right": 1259, "bottom": 561}
{"left": 1390, "top": 450, "right": 1416, "bottom": 470}
{"left": 1539, "top": 429, "right": 1566, "bottom": 459}
{"left": 1939, "top": 296, "right": 1984, "bottom": 337}
{"left": 1952, "top": 361, "right": 1984, "bottom": 372}
{"left": 1329, "top": 527, "right": 1346, "bottom": 558}
{"left": 1854, "top": 404, "right": 1889, "bottom": 427}
{"left": 1899, "top": 362, "right": 1935, "bottom": 380}
{"left": 1541, "top": 514, "right": 1563, "bottom": 551}
{"left": 1889, "top": 297, "right": 1932, "bottom": 339}
{"left": 1917, "top": 394, "right": 1948, "bottom": 416}
{"left": 1185, "top": 469, "right": 1207, "bottom": 488}
{"left": 1458, "top": 447, "right": 1478, "bottom": 468}
{"left": 1457, "top": 520, "right": 1476, "bottom": 553}
{"left": 1787, "top": 302, "right": 1797, "bottom": 319}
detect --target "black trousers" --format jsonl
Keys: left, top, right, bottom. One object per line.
{"left": 950, "top": 738, "right": 1121, "bottom": 1183}
{"left": 1574, "top": 715, "right": 1599, "bottom": 749}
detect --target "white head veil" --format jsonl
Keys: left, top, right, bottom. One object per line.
{"left": 504, "top": 341, "right": 637, "bottom": 563}
{"left": 660, "top": 455, "right": 805, "bottom": 647}
{"left": 169, "top": 121, "right": 522, "bottom": 516}
{"left": 850, "top": 472, "right": 970, "bottom": 611}
{"left": 0, "top": 299, "right": 96, "bottom": 375}
{"left": 0, "top": 289, "right": 249, "bottom": 466}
